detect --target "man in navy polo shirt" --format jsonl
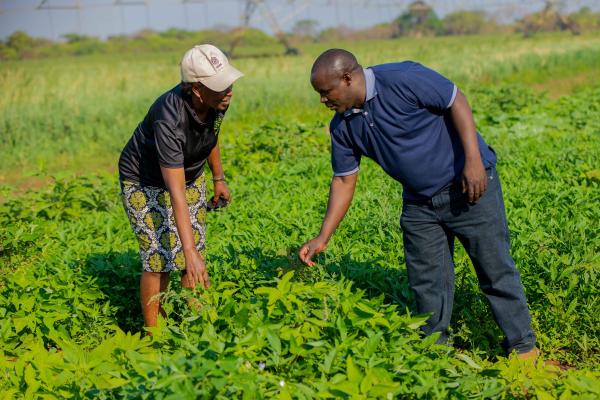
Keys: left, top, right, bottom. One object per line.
{"left": 299, "top": 48, "right": 538, "bottom": 358}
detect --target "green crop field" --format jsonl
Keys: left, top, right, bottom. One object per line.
{"left": 1, "top": 32, "right": 599, "bottom": 398}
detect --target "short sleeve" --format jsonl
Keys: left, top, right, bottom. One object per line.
{"left": 402, "top": 63, "right": 457, "bottom": 111}
{"left": 331, "top": 126, "right": 361, "bottom": 176}
{"left": 213, "top": 111, "right": 226, "bottom": 137}
{"left": 154, "top": 120, "right": 184, "bottom": 168}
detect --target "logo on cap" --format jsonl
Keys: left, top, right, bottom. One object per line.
{"left": 210, "top": 56, "right": 223, "bottom": 70}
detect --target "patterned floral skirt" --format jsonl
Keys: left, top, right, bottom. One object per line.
{"left": 120, "top": 175, "right": 207, "bottom": 273}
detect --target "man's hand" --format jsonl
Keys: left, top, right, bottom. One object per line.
{"left": 182, "top": 249, "right": 210, "bottom": 289}
{"left": 462, "top": 158, "right": 487, "bottom": 203}
{"left": 212, "top": 181, "right": 231, "bottom": 207}
{"left": 299, "top": 236, "right": 328, "bottom": 267}
{"left": 298, "top": 174, "right": 357, "bottom": 267}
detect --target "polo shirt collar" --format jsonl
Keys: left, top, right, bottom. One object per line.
{"left": 182, "top": 91, "right": 212, "bottom": 125}
{"left": 344, "top": 67, "right": 377, "bottom": 117}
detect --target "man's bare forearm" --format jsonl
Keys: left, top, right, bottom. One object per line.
{"left": 450, "top": 89, "right": 488, "bottom": 201}
{"left": 450, "top": 89, "right": 481, "bottom": 162}
{"left": 318, "top": 173, "right": 358, "bottom": 242}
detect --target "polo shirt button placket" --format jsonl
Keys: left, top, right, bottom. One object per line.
{"left": 363, "top": 111, "right": 374, "bottom": 127}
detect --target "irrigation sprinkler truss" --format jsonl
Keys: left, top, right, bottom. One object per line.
{"left": 228, "top": 0, "right": 312, "bottom": 56}
{"left": 36, "top": 0, "right": 82, "bottom": 37}
{"left": 114, "top": 0, "right": 151, "bottom": 33}
{"left": 181, "top": 0, "right": 210, "bottom": 29}
{"left": 0, "top": 1, "right": 592, "bottom": 48}
{"left": 37, "top": 0, "right": 82, "bottom": 10}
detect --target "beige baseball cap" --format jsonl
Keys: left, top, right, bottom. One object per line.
{"left": 180, "top": 44, "right": 243, "bottom": 92}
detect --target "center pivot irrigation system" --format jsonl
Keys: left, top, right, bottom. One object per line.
{"left": 228, "top": 0, "right": 312, "bottom": 56}
{"left": 34, "top": 0, "right": 312, "bottom": 56}
{"left": 19, "top": 0, "right": 590, "bottom": 57}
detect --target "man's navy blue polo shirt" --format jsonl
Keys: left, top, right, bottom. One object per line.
{"left": 329, "top": 62, "right": 496, "bottom": 200}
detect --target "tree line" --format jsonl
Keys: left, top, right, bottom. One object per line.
{"left": 1, "top": 2, "right": 599, "bottom": 61}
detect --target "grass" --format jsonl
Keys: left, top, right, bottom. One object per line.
{"left": 1, "top": 31, "right": 600, "bottom": 185}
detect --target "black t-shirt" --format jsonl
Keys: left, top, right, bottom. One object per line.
{"left": 118, "top": 84, "right": 225, "bottom": 188}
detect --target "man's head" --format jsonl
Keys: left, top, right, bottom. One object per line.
{"left": 181, "top": 44, "right": 243, "bottom": 111}
{"left": 310, "top": 49, "right": 364, "bottom": 113}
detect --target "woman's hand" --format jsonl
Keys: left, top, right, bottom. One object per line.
{"left": 182, "top": 248, "right": 210, "bottom": 289}
{"left": 212, "top": 180, "right": 231, "bottom": 207}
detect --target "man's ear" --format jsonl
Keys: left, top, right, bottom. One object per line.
{"left": 342, "top": 72, "right": 352, "bottom": 86}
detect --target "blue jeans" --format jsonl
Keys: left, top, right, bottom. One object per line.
{"left": 400, "top": 167, "right": 536, "bottom": 354}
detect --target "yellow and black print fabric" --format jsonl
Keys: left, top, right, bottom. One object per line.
{"left": 120, "top": 175, "right": 207, "bottom": 273}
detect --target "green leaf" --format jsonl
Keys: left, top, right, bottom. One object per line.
{"left": 364, "top": 332, "right": 383, "bottom": 357}
{"left": 456, "top": 353, "right": 482, "bottom": 370}
{"left": 24, "top": 364, "right": 40, "bottom": 399}
{"left": 346, "top": 356, "right": 363, "bottom": 383}
{"left": 322, "top": 347, "right": 337, "bottom": 374}
{"left": 407, "top": 315, "right": 429, "bottom": 330}
{"left": 266, "top": 329, "right": 282, "bottom": 355}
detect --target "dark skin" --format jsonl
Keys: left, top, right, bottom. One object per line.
{"left": 299, "top": 64, "right": 487, "bottom": 266}
{"left": 140, "top": 82, "right": 234, "bottom": 328}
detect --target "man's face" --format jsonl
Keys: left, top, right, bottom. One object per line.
{"left": 198, "top": 84, "right": 233, "bottom": 111}
{"left": 311, "top": 70, "right": 353, "bottom": 113}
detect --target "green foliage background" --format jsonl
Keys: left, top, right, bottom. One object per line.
{"left": 0, "top": 32, "right": 599, "bottom": 398}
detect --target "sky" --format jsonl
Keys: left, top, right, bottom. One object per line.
{"left": 1, "top": 0, "right": 598, "bottom": 41}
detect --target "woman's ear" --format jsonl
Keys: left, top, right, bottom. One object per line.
{"left": 192, "top": 84, "right": 202, "bottom": 99}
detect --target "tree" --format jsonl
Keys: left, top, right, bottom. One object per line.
{"left": 567, "top": 7, "right": 600, "bottom": 34}
{"left": 316, "top": 26, "right": 356, "bottom": 42}
{"left": 5, "top": 31, "right": 50, "bottom": 59}
{"left": 394, "top": 1, "right": 442, "bottom": 37}
{"left": 292, "top": 19, "right": 319, "bottom": 39}
{"left": 517, "top": 1, "right": 574, "bottom": 37}
{"left": 6, "top": 31, "right": 36, "bottom": 51}
{"left": 442, "top": 11, "right": 489, "bottom": 35}
{"left": 0, "top": 43, "right": 18, "bottom": 61}
{"left": 61, "top": 33, "right": 95, "bottom": 43}
{"left": 159, "top": 28, "right": 191, "bottom": 40}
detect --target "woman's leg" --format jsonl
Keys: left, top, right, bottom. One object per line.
{"left": 140, "top": 271, "right": 170, "bottom": 327}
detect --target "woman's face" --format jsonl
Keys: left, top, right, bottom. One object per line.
{"left": 195, "top": 84, "right": 233, "bottom": 111}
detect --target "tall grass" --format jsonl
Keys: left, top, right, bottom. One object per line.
{"left": 1, "top": 32, "right": 599, "bottom": 182}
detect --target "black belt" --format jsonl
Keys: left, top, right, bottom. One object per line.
{"left": 404, "top": 181, "right": 464, "bottom": 206}
{"left": 404, "top": 197, "right": 433, "bottom": 206}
